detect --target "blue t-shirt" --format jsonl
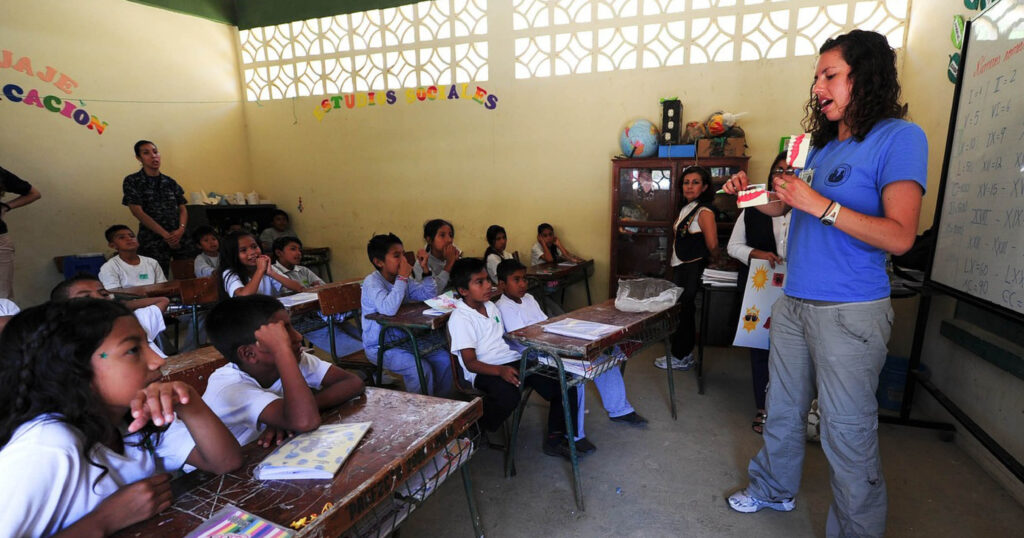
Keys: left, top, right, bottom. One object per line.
{"left": 786, "top": 119, "right": 927, "bottom": 302}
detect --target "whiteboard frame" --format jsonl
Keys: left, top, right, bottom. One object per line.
{"left": 925, "top": 15, "right": 1024, "bottom": 325}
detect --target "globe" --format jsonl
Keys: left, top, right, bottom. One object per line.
{"left": 619, "top": 119, "right": 660, "bottom": 158}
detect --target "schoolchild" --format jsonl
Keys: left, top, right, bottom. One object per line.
{"left": 219, "top": 231, "right": 303, "bottom": 298}
{"left": 0, "top": 299, "right": 242, "bottom": 536}
{"left": 203, "top": 295, "right": 364, "bottom": 447}
{"left": 361, "top": 233, "right": 453, "bottom": 396}
{"left": 98, "top": 225, "right": 167, "bottom": 290}
{"left": 448, "top": 258, "right": 584, "bottom": 459}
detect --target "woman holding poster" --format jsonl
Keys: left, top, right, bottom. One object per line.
{"left": 722, "top": 30, "right": 926, "bottom": 536}
{"left": 726, "top": 151, "right": 790, "bottom": 435}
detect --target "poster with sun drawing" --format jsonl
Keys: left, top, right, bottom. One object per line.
{"left": 732, "top": 259, "right": 786, "bottom": 350}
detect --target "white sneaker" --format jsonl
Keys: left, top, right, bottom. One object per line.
{"left": 727, "top": 489, "right": 795, "bottom": 513}
{"left": 653, "top": 354, "right": 695, "bottom": 371}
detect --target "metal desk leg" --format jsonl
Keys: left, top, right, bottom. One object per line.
{"left": 400, "top": 327, "right": 429, "bottom": 396}
{"left": 663, "top": 336, "right": 677, "bottom": 419}
{"left": 191, "top": 306, "right": 201, "bottom": 349}
{"left": 697, "top": 287, "right": 708, "bottom": 395}
{"left": 376, "top": 325, "right": 429, "bottom": 395}
{"left": 460, "top": 466, "right": 484, "bottom": 538}
{"left": 554, "top": 358, "right": 584, "bottom": 512}
{"left": 582, "top": 270, "right": 592, "bottom": 305}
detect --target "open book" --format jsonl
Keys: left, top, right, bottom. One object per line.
{"left": 253, "top": 422, "right": 371, "bottom": 480}
{"left": 423, "top": 290, "right": 458, "bottom": 315}
{"left": 541, "top": 318, "right": 623, "bottom": 340}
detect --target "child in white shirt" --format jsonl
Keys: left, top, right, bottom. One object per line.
{"left": 0, "top": 299, "right": 241, "bottom": 537}
{"left": 98, "top": 225, "right": 166, "bottom": 289}
{"left": 483, "top": 224, "right": 514, "bottom": 284}
{"left": 495, "top": 259, "right": 647, "bottom": 434}
{"left": 203, "top": 295, "right": 364, "bottom": 447}
{"left": 447, "top": 258, "right": 586, "bottom": 460}
{"left": 219, "top": 230, "right": 304, "bottom": 298}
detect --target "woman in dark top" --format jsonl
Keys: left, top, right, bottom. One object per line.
{"left": 655, "top": 165, "right": 718, "bottom": 371}
{"left": 0, "top": 166, "right": 42, "bottom": 299}
{"left": 121, "top": 140, "right": 189, "bottom": 273}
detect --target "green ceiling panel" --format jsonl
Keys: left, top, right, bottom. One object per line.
{"left": 236, "top": 0, "right": 420, "bottom": 30}
{"left": 128, "top": 0, "right": 237, "bottom": 25}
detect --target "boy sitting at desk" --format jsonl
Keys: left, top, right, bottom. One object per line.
{"left": 272, "top": 236, "right": 325, "bottom": 288}
{"left": 495, "top": 259, "right": 647, "bottom": 431}
{"left": 203, "top": 295, "right": 364, "bottom": 447}
{"left": 193, "top": 225, "right": 221, "bottom": 278}
{"left": 50, "top": 273, "right": 171, "bottom": 358}
{"left": 98, "top": 224, "right": 167, "bottom": 290}
{"left": 361, "top": 233, "right": 453, "bottom": 396}
{"left": 448, "top": 257, "right": 587, "bottom": 460}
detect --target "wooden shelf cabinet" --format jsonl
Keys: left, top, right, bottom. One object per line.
{"left": 609, "top": 156, "right": 749, "bottom": 297}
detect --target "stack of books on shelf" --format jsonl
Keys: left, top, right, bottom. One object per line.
{"left": 701, "top": 268, "right": 738, "bottom": 287}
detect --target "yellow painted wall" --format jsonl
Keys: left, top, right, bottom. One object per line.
{"left": 244, "top": 42, "right": 815, "bottom": 304}
{"left": 0, "top": 0, "right": 251, "bottom": 305}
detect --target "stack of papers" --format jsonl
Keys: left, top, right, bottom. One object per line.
{"left": 254, "top": 422, "right": 371, "bottom": 480}
{"left": 423, "top": 290, "right": 458, "bottom": 315}
{"left": 541, "top": 318, "right": 623, "bottom": 340}
{"left": 278, "top": 292, "right": 319, "bottom": 308}
{"left": 185, "top": 505, "right": 294, "bottom": 538}
{"left": 702, "top": 268, "right": 738, "bottom": 287}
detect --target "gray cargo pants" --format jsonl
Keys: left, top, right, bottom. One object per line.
{"left": 746, "top": 295, "right": 893, "bottom": 537}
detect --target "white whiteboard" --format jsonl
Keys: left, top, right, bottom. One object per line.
{"left": 929, "top": 0, "right": 1024, "bottom": 319}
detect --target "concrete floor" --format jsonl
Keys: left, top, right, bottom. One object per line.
{"left": 400, "top": 345, "right": 1024, "bottom": 537}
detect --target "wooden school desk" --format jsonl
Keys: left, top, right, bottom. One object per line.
{"left": 525, "top": 259, "right": 595, "bottom": 307}
{"left": 114, "top": 388, "right": 485, "bottom": 538}
{"left": 507, "top": 299, "right": 680, "bottom": 512}
{"left": 161, "top": 345, "right": 227, "bottom": 393}
{"left": 107, "top": 280, "right": 184, "bottom": 298}
{"left": 365, "top": 301, "right": 452, "bottom": 394}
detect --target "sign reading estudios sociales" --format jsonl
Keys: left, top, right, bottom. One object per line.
{"left": 1, "top": 49, "right": 109, "bottom": 135}
{"left": 313, "top": 83, "right": 499, "bottom": 121}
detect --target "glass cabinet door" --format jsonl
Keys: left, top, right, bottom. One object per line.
{"left": 617, "top": 167, "right": 673, "bottom": 223}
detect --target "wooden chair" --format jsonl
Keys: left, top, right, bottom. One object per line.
{"left": 179, "top": 276, "right": 218, "bottom": 349}
{"left": 170, "top": 258, "right": 196, "bottom": 280}
{"left": 317, "top": 282, "right": 378, "bottom": 384}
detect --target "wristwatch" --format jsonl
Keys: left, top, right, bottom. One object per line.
{"left": 820, "top": 201, "right": 842, "bottom": 226}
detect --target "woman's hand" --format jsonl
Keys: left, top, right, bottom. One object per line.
{"left": 722, "top": 171, "right": 751, "bottom": 194}
{"left": 773, "top": 173, "right": 831, "bottom": 217}
{"left": 255, "top": 255, "right": 271, "bottom": 274}
{"left": 750, "top": 249, "right": 784, "bottom": 268}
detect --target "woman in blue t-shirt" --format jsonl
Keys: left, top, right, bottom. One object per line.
{"left": 722, "top": 30, "right": 927, "bottom": 537}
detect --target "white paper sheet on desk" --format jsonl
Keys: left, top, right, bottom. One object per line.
{"left": 424, "top": 290, "right": 458, "bottom": 312}
{"left": 253, "top": 422, "right": 371, "bottom": 480}
{"left": 422, "top": 308, "right": 448, "bottom": 316}
{"left": 277, "top": 292, "right": 319, "bottom": 308}
{"left": 557, "top": 262, "right": 577, "bottom": 267}
{"left": 541, "top": 318, "right": 623, "bottom": 340}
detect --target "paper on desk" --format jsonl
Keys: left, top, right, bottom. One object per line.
{"left": 277, "top": 292, "right": 319, "bottom": 308}
{"left": 254, "top": 422, "right": 371, "bottom": 480}
{"left": 424, "top": 290, "right": 458, "bottom": 312}
{"left": 557, "top": 261, "right": 577, "bottom": 267}
{"left": 542, "top": 318, "right": 623, "bottom": 340}
{"left": 422, "top": 308, "right": 448, "bottom": 316}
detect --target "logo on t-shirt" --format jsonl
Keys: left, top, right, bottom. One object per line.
{"left": 825, "top": 164, "right": 852, "bottom": 187}
{"left": 140, "top": 273, "right": 150, "bottom": 280}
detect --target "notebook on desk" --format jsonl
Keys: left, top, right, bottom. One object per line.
{"left": 541, "top": 318, "right": 623, "bottom": 340}
{"left": 253, "top": 422, "right": 371, "bottom": 480}
{"left": 278, "top": 292, "right": 320, "bottom": 308}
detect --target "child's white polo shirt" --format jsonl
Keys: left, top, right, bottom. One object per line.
{"left": 202, "top": 352, "right": 330, "bottom": 446}
{"left": 448, "top": 299, "right": 520, "bottom": 385}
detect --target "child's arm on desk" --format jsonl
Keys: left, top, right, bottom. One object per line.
{"left": 255, "top": 322, "right": 321, "bottom": 433}
{"left": 460, "top": 348, "right": 520, "bottom": 386}
{"left": 124, "top": 295, "right": 170, "bottom": 312}
{"left": 53, "top": 474, "right": 174, "bottom": 537}
{"left": 314, "top": 365, "right": 365, "bottom": 410}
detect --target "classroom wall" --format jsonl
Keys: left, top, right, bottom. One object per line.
{"left": 0, "top": 0, "right": 251, "bottom": 305}
{"left": 242, "top": 7, "right": 816, "bottom": 301}
{"left": 900, "top": 1, "right": 1024, "bottom": 505}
